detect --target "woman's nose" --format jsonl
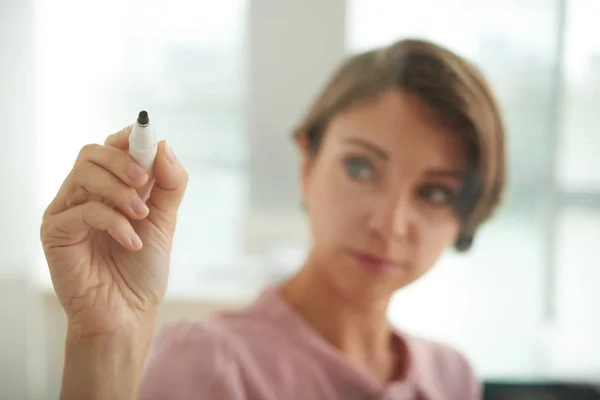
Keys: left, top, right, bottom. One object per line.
{"left": 368, "top": 191, "right": 414, "bottom": 241}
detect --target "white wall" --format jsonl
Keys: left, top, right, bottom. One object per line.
{"left": 244, "top": 0, "right": 346, "bottom": 253}
{"left": 0, "top": 0, "right": 45, "bottom": 398}
{"left": 0, "top": 0, "right": 37, "bottom": 273}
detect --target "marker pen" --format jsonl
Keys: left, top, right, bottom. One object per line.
{"left": 129, "top": 110, "right": 158, "bottom": 200}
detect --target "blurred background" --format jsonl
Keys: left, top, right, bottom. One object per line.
{"left": 1, "top": 0, "right": 599, "bottom": 398}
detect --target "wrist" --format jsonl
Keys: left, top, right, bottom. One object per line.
{"left": 65, "top": 323, "right": 154, "bottom": 359}
{"left": 66, "top": 309, "right": 157, "bottom": 343}
{"left": 61, "top": 320, "right": 156, "bottom": 400}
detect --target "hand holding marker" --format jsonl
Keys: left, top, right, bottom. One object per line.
{"left": 40, "top": 108, "right": 188, "bottom": 399}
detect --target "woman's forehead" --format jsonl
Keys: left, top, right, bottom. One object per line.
{"left": 324, "top": 91, "right": 468, "bottom": 170}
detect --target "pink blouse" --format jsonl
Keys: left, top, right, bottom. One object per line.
{"left": 139, "top": 287, "right": 480, "bottom": 399}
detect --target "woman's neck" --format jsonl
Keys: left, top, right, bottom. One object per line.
{"left": 280, "top": 260, "right": 398, "bottom": 382}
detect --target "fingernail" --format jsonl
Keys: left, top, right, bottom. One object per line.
{"left": 131, "top": 232, "right": 143, "bottom": 249}
{"left": 126, "top": 163, "right": 147, "bottom": 182}
{"left": 131, "top": 197, "right": 149, "bottom": 216}
{"left": 166, "top": 142, "right": 177, "bottom": 163}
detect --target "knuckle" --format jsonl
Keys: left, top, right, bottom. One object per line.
{"left": 42, "top": 203, "right": 53, "bottom": 221}
{"left": 83, "top": 202, "right": 108, "bottom": 230}
{"left": 39, "top": 218, "right": 52, "bottom": 242}
{"left": 71, "top": 162, "right": 95, "bottom": 189}
{"left": 104, "top": 132, "right": 118, "bottom": 144}
{"left": 181, "top": 168, "right": 190, "bottom": 186}
{"left": 75, "top": 164, "right": 114, "bottom": 196}
{"left": 77, "top": 143, "right": 100, "bottom": 161}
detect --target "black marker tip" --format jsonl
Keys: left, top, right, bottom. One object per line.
{"left": 137, "top": 110, "right": 149, "bottom": 126}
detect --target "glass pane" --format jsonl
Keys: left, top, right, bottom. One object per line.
{"left": 552, "top": 206, "right": 600, "bottom": 378}
{"left": 558, "top": 0, "right": 600, "bottom": 191}
{"left": 347, "top": 0, "right": 559, "bottom": 378}
{"left": 35, "top": 0, "right": 249, "bottom": 293}
{"left": 167, "top": 164, "right": 261, "bottom": 300}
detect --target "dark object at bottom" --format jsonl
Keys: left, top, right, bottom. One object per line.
{"left": 484, "top": 381, "right": 600, "bottom": 400}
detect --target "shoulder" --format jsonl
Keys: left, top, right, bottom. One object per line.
{"left": 138, "top": 317, "right": 247, "bottom": 400}
{"left": 403, "top": 333, "right": 481, "bottom": 400}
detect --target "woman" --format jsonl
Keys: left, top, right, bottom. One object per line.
{"left": 41, "top": 38, "right": 505, "bottom": 400}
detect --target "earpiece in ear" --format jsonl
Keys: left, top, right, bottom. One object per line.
{"left": 454, "top": 234, "right": 473, "bottom": 252}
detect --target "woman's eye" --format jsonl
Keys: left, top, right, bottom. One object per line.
{"left": 344, "top": 156, "right": 375, "bottom": 182}
{"left": 419, "top": 185, "right": 456, "bottom": 205}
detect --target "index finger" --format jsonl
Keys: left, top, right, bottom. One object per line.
{"left": 104, "top": 125, "right": 132, "bottom": 150}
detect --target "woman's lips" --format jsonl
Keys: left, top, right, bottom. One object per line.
{"left": 350, "top": 251, "right": 398, "bottom": 275}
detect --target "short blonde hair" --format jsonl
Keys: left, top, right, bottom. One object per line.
{"left": 294, "top": 39, "right": 506, "bottom": 252}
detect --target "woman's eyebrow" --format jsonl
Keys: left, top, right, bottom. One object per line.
{"left": 342, "top": 138, "right": 388, "bottom": 160}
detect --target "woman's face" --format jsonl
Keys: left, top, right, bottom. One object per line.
{"left": 300, "top": 90, "right": 467, "bottom": 301}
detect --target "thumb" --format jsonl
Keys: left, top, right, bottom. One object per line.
{"left": 148, "top": 141, "right": 188, "bottom": 216}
